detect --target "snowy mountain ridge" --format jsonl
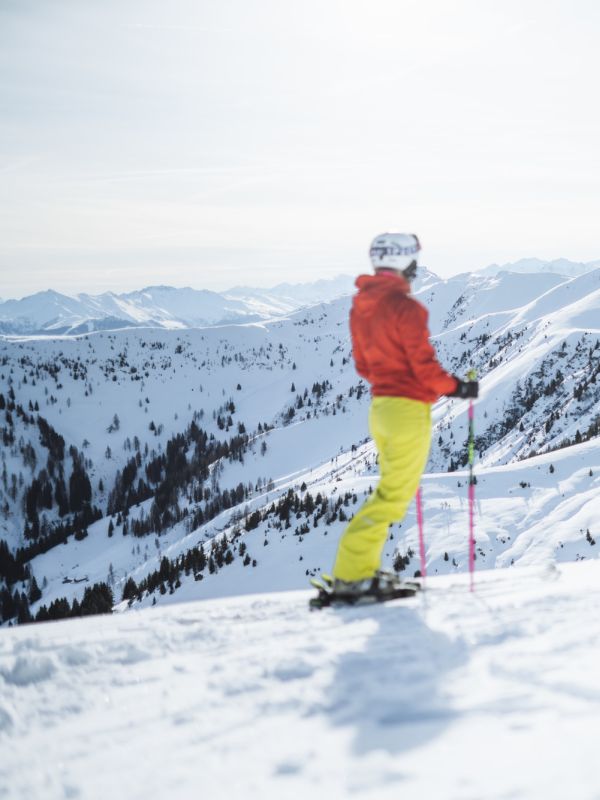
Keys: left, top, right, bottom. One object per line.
{"left": 478, "top": 256, "right": 600, "bottom": 278}
{"left": 0, "top": 276, "right": 361, "bottom": 336}
{"left": 2, "top": 258, "right": 597, "bottom": 335}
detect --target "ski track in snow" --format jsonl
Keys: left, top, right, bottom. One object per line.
{"left": 2, "top": 560, "right": 600, "bottom": 800}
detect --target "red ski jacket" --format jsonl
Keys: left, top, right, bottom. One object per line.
{"left": 350, "top": 272, "right": 457, "bottom": 403}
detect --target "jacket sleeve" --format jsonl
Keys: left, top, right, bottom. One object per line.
{"left": 401, "top": 301, "right": 457, "bottom": 398}
{"left": 350, "top": 308, "right": 371, "bottom": 381}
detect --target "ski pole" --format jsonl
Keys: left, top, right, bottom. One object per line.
{"left": 416, "top": 485, "right": 426, "bottom": 582}
{"left": 467, "top": 368, "right": 477, "bottom": 592}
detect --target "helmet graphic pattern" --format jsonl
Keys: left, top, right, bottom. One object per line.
{"left": 369, "top": 233, "right": 421, "bottom": 270}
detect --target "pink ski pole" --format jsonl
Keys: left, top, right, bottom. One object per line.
{"left": 416, "top": 485, "right": 426, "bottom": 582}
{"left": 467, "top": 369, "right": 477, "bottom": 591}
{"left": 468, "top": 472, "right": 475, "bottom": 592}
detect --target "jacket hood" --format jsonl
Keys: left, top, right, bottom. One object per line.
{"left": 353, "top": 272, "right": 411, "bottom": 313}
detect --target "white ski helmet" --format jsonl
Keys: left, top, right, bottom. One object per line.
{"left": 369, "top": 232, "right": 421, "bottom": 271}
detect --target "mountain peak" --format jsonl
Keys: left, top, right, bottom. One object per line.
{"left": 479, "top": 257, "right": 600, "bottom": 278}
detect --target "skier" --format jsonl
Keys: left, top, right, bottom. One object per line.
{"left": 326, "top": 232, "right": 478, "bottom": 603}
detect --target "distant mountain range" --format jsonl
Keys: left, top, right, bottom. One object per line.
{"left": 0, "top": 277, "right": 356, "bottom": 336}
{"left": 1, "top": 258, "right": 598, "bottom": 335}
{"left": 0, "top": 272, "right": 439, "bottom": 336}
{"left": 478, "top": 257, "right": 600, "bottom": 277}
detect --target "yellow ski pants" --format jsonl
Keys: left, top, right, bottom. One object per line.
{"left": 333, "top": 396, "right": 432, "bottom": 582}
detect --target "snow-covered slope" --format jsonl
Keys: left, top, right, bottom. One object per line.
{"left": 1, "top": 267, "right": 599, "bottom": 625}
{"left": 479, "top": 256, "right": 600, "bottom": 278}
{"left": 3, "top": 559, "right": 600, "bottom": 799}
{"left": 25, "top": 434, "right": 600, "bottom": 619}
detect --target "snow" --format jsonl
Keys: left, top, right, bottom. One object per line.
{"left": 1, "top": 264, "right": 600, "bottom": 797}
{"left": 2, "top": 560, "right": 600, "bottom": 799}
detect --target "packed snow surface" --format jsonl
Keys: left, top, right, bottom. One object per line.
{"left": 3, "top": 559, "right": 600, "bottom": 800}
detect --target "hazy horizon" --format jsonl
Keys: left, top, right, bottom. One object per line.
{"left": 3, "top": 255, "right": 600, "bottom": 302}
{"left": 2, "top": 1, "right": 599, "bottom": 298}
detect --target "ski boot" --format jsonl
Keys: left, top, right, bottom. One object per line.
{"left": 309, "top": 570, "right": 420, "bottom": 609}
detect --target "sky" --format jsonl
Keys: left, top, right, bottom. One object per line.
{"left": 1, "top": 0, "right": 600, "bottom": 298}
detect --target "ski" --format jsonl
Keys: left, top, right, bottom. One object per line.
{"left": 309, "top": 575, "right": 421, "bottom": 610}
{"left": 314, "top": 573, "right": 421, "bottom": 591}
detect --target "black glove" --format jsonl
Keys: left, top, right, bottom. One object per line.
{"left": 449, "top": 377, "right": 479, "bottom": 399}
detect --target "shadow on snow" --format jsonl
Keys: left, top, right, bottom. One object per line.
{"left": 322, "top": 601, "right": 467, "bottom": 757}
